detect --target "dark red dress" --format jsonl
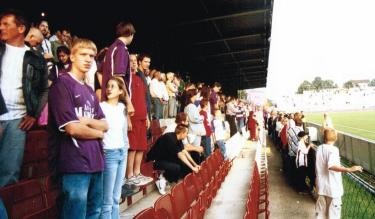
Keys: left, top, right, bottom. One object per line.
{"left": 247, "top": 111, "right": 258, "bottom": 140}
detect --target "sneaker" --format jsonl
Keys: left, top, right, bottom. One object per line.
{"left": 125, "top": 176, "right": 141, "bottom": 186}
{"left": 135, "top": 174, "right": 153, "bottom": 186}
{"left": 155, "top": 176, "right": 167, "bottom": 195}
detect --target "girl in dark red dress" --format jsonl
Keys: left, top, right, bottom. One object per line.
{"left": 247, "top": 111, "right": 258, "bottom": 141}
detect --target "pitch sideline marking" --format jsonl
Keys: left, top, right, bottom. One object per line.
{"left": 334, "top": 124, "right": 375, "bottom": 134}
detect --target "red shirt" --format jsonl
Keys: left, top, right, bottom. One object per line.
{"left": 200, "top": 110, "right": 212, "bottom": 136}
{"left": 280, "top": 124, "right": 288, "bottom": 149}
{"left": 129, "top": 73, "right": 147, "bottom": 120}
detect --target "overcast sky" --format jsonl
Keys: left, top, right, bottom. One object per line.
{"left": 266, "top": 0, "right": 375, "bottom": 100}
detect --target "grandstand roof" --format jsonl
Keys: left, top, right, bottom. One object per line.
{"left": 2, "top": 0, "right": 274, "bottom": 96}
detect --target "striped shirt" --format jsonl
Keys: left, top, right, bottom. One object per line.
{"left": 287, "top": 126, "right": 304, "bottom": 156}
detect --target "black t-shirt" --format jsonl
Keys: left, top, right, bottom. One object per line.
{"left": 147, "top": 132, "right": 184, "bottom": 163}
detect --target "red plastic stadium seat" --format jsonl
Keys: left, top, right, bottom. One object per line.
{"left": 0, "top": 179, "right": 46, "bottom": 219}
{"left": 188, "top": 198, "right": 203, "bottom": 219}
{"left": 22, "top": 206, "right": 57, "bottom": 219}
{"left": 134, "top": 207, "right": 156, "bottom": 219}
{"left": 154, "top": 194, "right": 175, "bottom": 219}
{"left": 183, "top": 173, "right": 199, "bottom": 206}
{"left": 193, "top": 172, "right": 204, "bottom": 193}
{"left": 200, "top": 162, "right": 211, "bottom": 187}
{"left": 23, "top": 130, "right": 48, "bottom": 163}
{"left": 140, "top": 161, "right": 157, "bottom": 181}
{"left": 151, "top": 120, "right": 163, "bottom": 142}
{"left": 171, "top": 182, "right": 189, "bottom": 219}
{"left": 21, "top": 160, "right": 50, "bottom": 179}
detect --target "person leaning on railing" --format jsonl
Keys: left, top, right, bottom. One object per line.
{"left": 315, "top": 128, "right": 363, "bottom": 219}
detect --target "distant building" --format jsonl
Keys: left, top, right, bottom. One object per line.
{"left": 351, "top": 79, "right": 370, "bottom": 89}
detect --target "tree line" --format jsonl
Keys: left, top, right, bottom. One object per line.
{"left": 297, "top": 77, "right": 375, "bottom": 94}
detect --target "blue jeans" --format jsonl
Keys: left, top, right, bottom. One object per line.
{"left": 152, "top": 98, "right": 163, "bottom": 119}
{"left": 236, "top": 118, "right": 244, "bottom": 134}
{"left": 0, "top": 118, "right": 26, "bottom": 187}
{"left": 61, "top": 172, "right": 103, "bottom": 219}
{"left": 202, "top": 136, "right": 212, "bottom": 157}
{"left": 0, "top": 198, "right": 8, "bottom": 219}
{"left": 216, "top": 140, "right": 227, "bottom": 160}
{"left": 101, "top": 148, "right": 127, "bottom": 219}
{"left": 168, "top": 96, "right": 177, "bottom": 118}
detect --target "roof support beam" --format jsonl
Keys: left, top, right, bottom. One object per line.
{"left": 194, "top": 33, "right": 264, "bottom": 45}
{"left": 196, "top": 48, "right": 268, "bottom": 59}
{"left": 219, "top": 58, "right": 265, "bottom": 65}
{"left": 177, "top": 9, "right": 270, "bottom": 26}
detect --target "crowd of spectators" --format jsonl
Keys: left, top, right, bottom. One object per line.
{"left": 0, "top": 9, "right": 267, "bottom": 219}
{"left": 266, "top": 109, "right": 363, "bottom": 218}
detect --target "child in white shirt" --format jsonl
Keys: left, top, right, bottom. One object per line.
{"left": 315, "top": 128, "right": 362, "bottom": 219}
{"left": 212, "top": 110, "right": 230, "bottom": 160}
{"left": 296, "top": 131, "right": 312, "bottom": 194}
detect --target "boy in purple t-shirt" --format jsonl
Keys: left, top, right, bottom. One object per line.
{"left": 48, "top": 39, "right": 108, "bottom": 219}
{"left": 101, "top": 21, "right": 135, "bottom": 115}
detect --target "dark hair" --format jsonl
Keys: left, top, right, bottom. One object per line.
{"left": 116, "top": 21, "right": 135, "bottom": 37}
{"left": 200, "top": 85, "right": 211, "bottom": 100}
{"left": 56, "top": 46, "right": 70, "bottom": 56}
{"left": 175, "top": 112, "right": 187, "bottom": 124}
{"left": 61, "top": 28, "right": 71, "bottom": 34}
{"left": 96, "top": 47, "right": 108, "bottom": 62}
{"left": 212, "top": 82, "right": 222, "bottom": 88}
{"left": 185, "top": 83, "right": 195, "bottom": 90}
{"left": 298, "top": 131, "right": 308, "bottom": 138}
{"left": 185, "top": 88, "right": 198, "bottom": 105}
{"left": 175, "top": 124, "right": 188, "bottom": 135}
{"left": 0, "top": 9, "right": 30, "bottom": 37}
{"left": 137, "top": 53, "right": 151, "bottom": 64}
{"left": 38, "top": 19, "right": 48, "bottom": 27}
{"left": 200, "top": 99, "right": 209, "bottom": 109}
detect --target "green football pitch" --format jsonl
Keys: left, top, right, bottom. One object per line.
{"left": 305, "top": 111, "right": 375, "bottom": 142}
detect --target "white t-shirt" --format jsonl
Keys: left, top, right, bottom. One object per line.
{"left": 85, "top": 61, "right": 97, "bottom": 91}
{"left": 296, "top": 141, "right": 309, "bottom": 167}
{"left": 213, "top": 119, "right": 229, "bottom": 141}
{"left": 323, "top": 117, "right": 334, "bottom": 129}
{"left": 99, "top": 102, "right": 129, "bottom": 150}
{"left": 0, "top": 44, "right": 28, "bottom": 120}
{"left": 276, "top": 121, "right": 283, "bottom": 133}
{"left": 315, "top": 144, "right": 343, "bottom": 198}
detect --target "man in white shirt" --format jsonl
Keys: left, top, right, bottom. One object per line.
{"left": 315, "top": 128, "right": 362, "bottom": 219}
{"left": 166, "top": 72, "right": 178, "bottom": 118}
{"left": 0, "top": 10, "right": 48, "bottom": 187}
{"left": 150, "top": 71, "right": 166, "bottom": 119}
{"left": 38, "top": 20, "right": 54, "bottom": 68}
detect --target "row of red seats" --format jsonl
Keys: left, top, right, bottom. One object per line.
{"left": 134, "top": 149, "right": 233, "bottom": 219}
{"left": 0, "top": 176, "right": 58, "bottom": 219}
{"left": 244, "top": 161, "right": 269, "bottom": 219}
{"left": 0, "top": 119, "right": 170, "bottom": 218}
{"left": 21, "top": 120, "right": 163, "bottom": 181}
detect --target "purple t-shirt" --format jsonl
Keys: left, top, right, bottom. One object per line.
{"left": 209, "top": 90, "right": 218, "bottom": 114}
{"left": 101, "top": 39, "right": 130, "bottom": 100}
{"left": 48, "top": 73, "right": 105, "bottom": 173}
{"left": 48, "top": 62, "right": 72, "bottom": 82}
